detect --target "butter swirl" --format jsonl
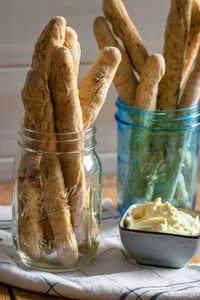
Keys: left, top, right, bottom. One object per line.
{"left": 126, "top": 198, "right": 200, "bottom": 236}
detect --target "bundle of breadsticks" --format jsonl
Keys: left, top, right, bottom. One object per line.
{"left": 94, "top": 0, "right": 200, "bottom": 207}
{"left": 18, "top": 16, "right": 121, "bottom": 266}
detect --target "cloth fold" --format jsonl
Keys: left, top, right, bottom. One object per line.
{"left": 0, "top": 205, "right": 11, "bottom": 230}
{"left": 0, "top": 199, "right": 200, "bottom": 300}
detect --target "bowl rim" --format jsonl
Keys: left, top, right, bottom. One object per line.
{"left": 119, "top": 204, "right": 200, "bottom": 239}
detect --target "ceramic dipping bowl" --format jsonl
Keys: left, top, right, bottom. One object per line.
{"left": 119, "top": 205, "right": 200, "bottom": 268}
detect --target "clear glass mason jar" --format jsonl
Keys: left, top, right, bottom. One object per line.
{"left": 12, "top": 123, "right": 102, "bottom": 272}
{"left": 115, "top": 97, "right": 200, "bottom": 215}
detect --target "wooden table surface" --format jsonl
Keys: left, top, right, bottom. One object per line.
{"left": 0, "top": 175, "right": 199, "bottom": 300}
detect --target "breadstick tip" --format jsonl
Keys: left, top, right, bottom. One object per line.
{"left": 51, "top": 45, "right": 71, "bottom": 57}
{"left": 134, "top": 53, "right": 165, "bottom": 110}
{"left": 150, "top": 54, "right": 165, "bottom": 77}
{"left": 65, "top": 26, "right": 76, "bottom": 35}
{"left": 94, "top": 16, "right": 106, "bottom": 26}
{"left": 52, "top": 16, "right": 66, "bottom": 27}
{"left": 64, "top": 26, "right": 81, "bottom": 78}
{"left": 48, "top": 45, "right": 75, "bottom": 76}
{"left": 100, "top": 46, "right": 121, "bottom": 65}
{"left": 93, "top": 16, "right": 108, "bottom": 37}
{"left": 103, "top": 0, "right": 118, "bottom": 13}
{"left": 103, "top": 0, "right": 126, "bottom": 30}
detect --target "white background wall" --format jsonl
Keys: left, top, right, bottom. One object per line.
{"left": 0, "top": 0, "right": 170, "bottom": 181}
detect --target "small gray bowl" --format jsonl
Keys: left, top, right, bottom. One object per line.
{"left": 119, "top": 205, "right": 200, "bottom": 268}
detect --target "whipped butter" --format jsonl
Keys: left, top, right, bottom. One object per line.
{"left": 126, "top": 198, "right": 200, "bottom": 236}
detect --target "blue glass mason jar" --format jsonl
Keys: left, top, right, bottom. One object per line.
{"left": 115, "top": 97, "right": 200, "bottom": 215}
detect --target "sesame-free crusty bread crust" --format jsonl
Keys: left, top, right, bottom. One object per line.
{"left": 19, "top": 17, "right": 67, "bottom": 247}
{"left": 18, "top": 68, "right": 55, "bottom": 260}
{"left": 78, "top": 46, "right": 121, "bottom": 248}
{"left": 182, "top": 0, "right": 200, "bottom": 85}
{"left": 103, "top": 0, "right": 148, "bottom": 75}
{"left": 93, "top": 16, "right": 137, "bottom": 106}
{"left": 157, "top": 0, "right": 193, "bottom": 109}
{"left": 21, "top": 70, "right": 79, "bottom": 266}
{"left": 23, "top": 16, "right": 66, "bottom": 138}
{"left": 48, "top": 46, "right": 83, "bottom": 133}
{"left": 47, "top": 46, "right": 88, "bottom": 249}
{"left": 32, "top": 16, "right": 66, "bottom": 81}
{"left": 179, "top": 48, "right": 200, "bottom": 108}
{"left": 134, "top": 54, "right": 165, "bottom": 110}
{"left": 22, "top": 71, "right": 54, "bottom": 134}
{"left": 78, "top": 46, "right": 121, "bottom": 130}
{"left": 64, "top": 26, "right": 81, "bottom": 79}
{"left": 17, "top": 169, "right": 44, "bottom": 260}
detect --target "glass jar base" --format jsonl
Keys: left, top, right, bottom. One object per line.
{"left": 16, "top": 243, "right": 99, "bottom": 273}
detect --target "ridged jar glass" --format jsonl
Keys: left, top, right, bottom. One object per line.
{"left": 115, "top": 97, "right": 200, "bottom": 215}
{"left": 12, "top": 123, "right": 102, "bottom": 272}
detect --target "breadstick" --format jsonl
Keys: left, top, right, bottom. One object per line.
{"left": 19, "top": 17, "right": 66, "bottom": 245}
{"left": 21, "top": 70, "right": 78, "bottom": 266}
{"left": 26, "top": 16, "right": 66, "bottom": 128}
{"left": 32, "top": 16, "right": 66, "bottom": 81}
{"left": 79, "top": 45, "right": 120, "bottom": 241}
{"left": 93, "top": 16, "right": 137, "bottom": 106}
{"left": 64, "top": 26, "right": 81, "bottom": 78}
{"left": 179, "top": 48, "right": 200, "bottom": 108}
{"left": 17, "top": 169, "right": 43, "bottom": 260}
{"left": 182, "top": 0, "right": 200, "bottom": 85}
{"left": 79, "top": 46, "right": 121, "bottom": 130}
{"left": 48, "top": 46, "right": 88, "bottom": 249}
{"left": 22, "top": 72, "right": 54, "bottom": 133}
{"left": 25, "top": 17, "right": 66, "bottom": 243}
{"left": 23, "top": 16, "right": 66, "bottom": 141}
{"left": 157, "top": 0, "right": 193, "bottom": 109}
{"left": 103, "top": 0, "right": 148, "bottom": 75}
{"left": 64, "top": 31, "right": 101, "bottom": 247}
{"left": 134, "top": 54, "right": 165, "bottom": 110}
{"left": 63, "top": 29, "right": 97, "bottom": 250}
{"left": 18, "top": 113, "right": 43, "bottom": 260}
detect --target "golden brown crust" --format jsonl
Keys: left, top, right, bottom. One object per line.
{"left": 18, "top": 71, "right": 50, "bottom": 260}
{"left": 79, "top": 46, "right": 121, "bottom": 130}
{"left": 103, "top": 0, "right": 148, "bottom": 75}
{"left": 21, "top": 70, "right": 54, "bottom": 134}
{"left": 26, "top": 16, "right": 66, "bottom": 135}
{"left": 182, "top": 0, "right": 200, "bottom": 85}
{"left": 17, "top": 169, "right": 43, "bottom": 260}
{"left": 93, "top": 16, "right": 137, "bottom": 106}
{"left": 32, "top": 16, "right": 66, "bottom": 81}
{"left": 134, "top": 54, "right": 165, "bottom": 110}
{"left": 157, "top": 0, "right": 193, "bottom": 109}
{"left": 48, "top": 47, "right": 83, "bottom": 133}
{"left": 21, "top": 17, "right": 66, "bottom": 246}
{"left": 21, "top": 70, "right": 79, "bottom": 266}
{"left": 40, "top": 155, "right": 79, "bottom": 266}
{"left": 22, "top": 16, "right": 66, "bottom": 149}
{"left": 179, "top": 48, "right": 200, "bottom": 108}
{"left": 64, "top": 26, "right": 81, "bottom": 79}
{"left": 48, "top": 46, "right": 88, "bottom": 249}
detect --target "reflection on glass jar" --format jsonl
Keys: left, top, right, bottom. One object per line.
{"left": 115, "top": 97, "right": 200, "bottom": 215}
{"left": 12, "top": 123, "right": 102, "bottom": 272}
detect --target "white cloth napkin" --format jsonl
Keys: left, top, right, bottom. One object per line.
{"left": 0, "top": 199, "right": 200, "bottom": 300}
{"left": 0, "top": 205, "right": 11, "bottom": 230}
